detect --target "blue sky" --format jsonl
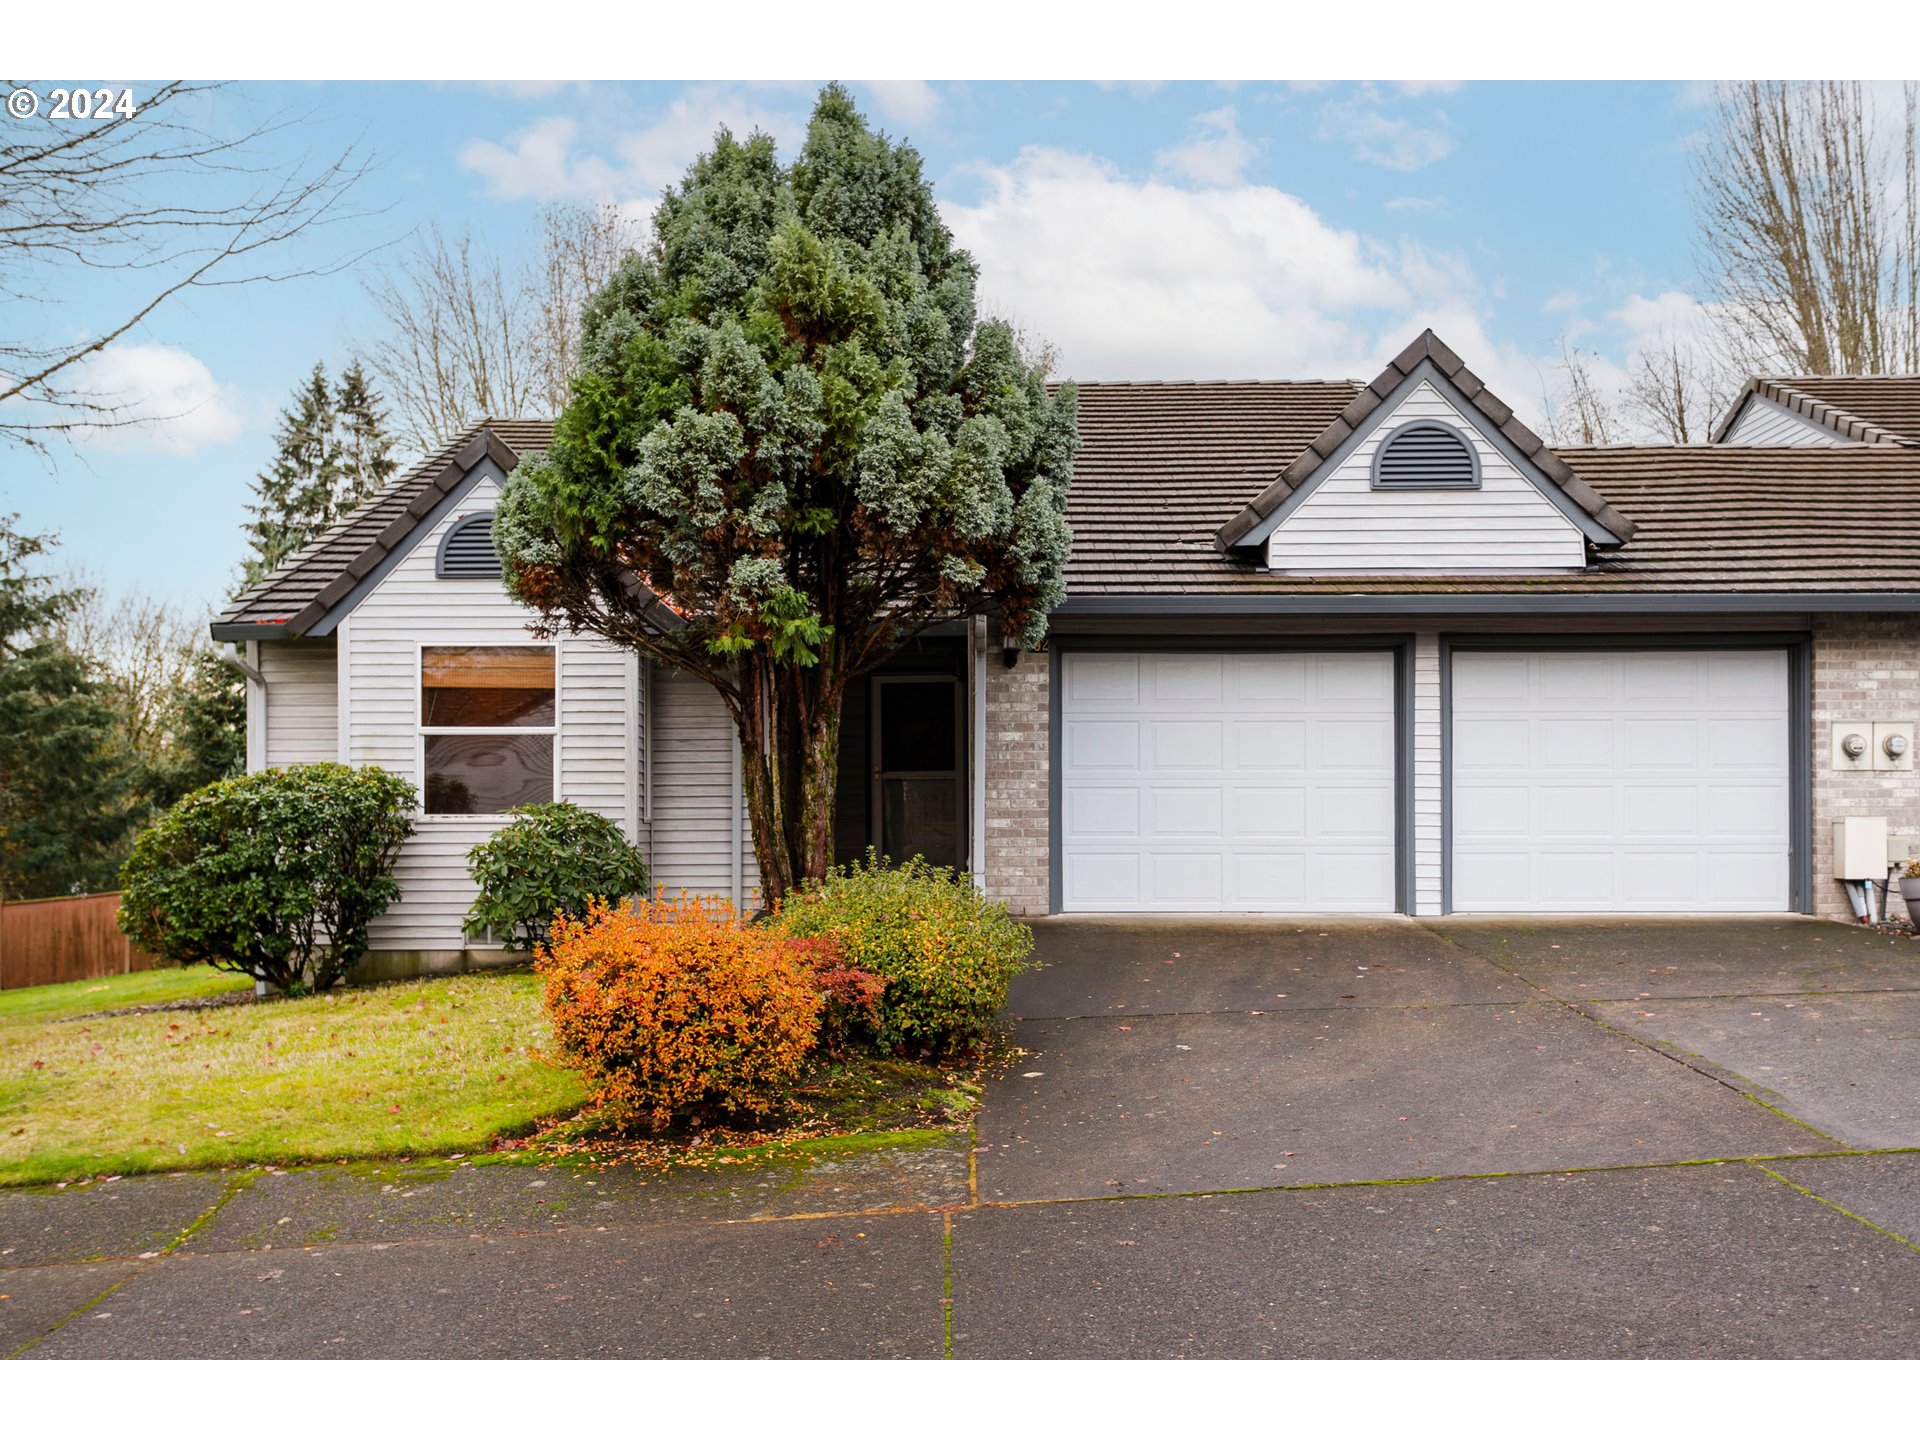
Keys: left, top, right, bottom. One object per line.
{"left": 6, "top": 79, "right": 1719, "bottom": 619}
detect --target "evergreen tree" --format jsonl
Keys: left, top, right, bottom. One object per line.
{"left": 334, "top": 360, "right": 400, "bottom": 514}
{"left": 140, "top": 646, "right": 247, "bottom": 809}
{"left": 0, "top": 518, "right": 139, "bottom": 896}
{"left": 239, "top": 362, "right": 399, "bottom": 590}
{"left": 495, "top": 86, "right": 1077, "bottom": 902}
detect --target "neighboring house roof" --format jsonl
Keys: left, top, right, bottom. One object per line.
{"left": 1711, "top": 376, "right": 1920, "bottom": 447}
{"left": 214, "top": 421, "right": 553, "bottom": 640}
{"left": 1213, "top": 329, "right": 1637, "bottom": 552}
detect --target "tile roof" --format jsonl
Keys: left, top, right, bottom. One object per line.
{"left": 1065, "top": 440, "right": 1920, "bottom": 596}
{"left": 214, "top": 420, "right": 554, "bottom": 636}
{"left": 1213, "top": 329, "right": 1636, "bottom": 550}
{"left": 1712, "top": 376, "right": 1920, "bottom": 447}
{"left": 217, "top": 365, "right": 1920, "bottom": 639}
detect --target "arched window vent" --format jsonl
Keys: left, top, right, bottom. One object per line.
{"left": 1370, "top": 420, "right": 1481, "bottom": 490}
{"left": 436, "top": 512, "right": 503, "bottom": 579}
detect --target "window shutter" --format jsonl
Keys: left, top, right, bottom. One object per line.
{"left": 1372, "top": 422, "right": 1479, "bottom": 489}
{"left": 436, "top": 512, "right": 503, "bottom": 578}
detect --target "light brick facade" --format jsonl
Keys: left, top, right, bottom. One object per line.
{"left": 1811, "top": 614, "right": 1920, "bottom": 921}
{"left": 982, "top": 648, "right": 1051, "bottom": 915}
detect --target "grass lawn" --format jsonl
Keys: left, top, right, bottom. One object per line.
{"left": 0, "top": 969, "right": 584, "bottom": 1187}
{"left": 0, "top": 965, "right": 989, "bottom": 1188}
{"left": 0, "top": 966, "right": 253, "bottom": 1024}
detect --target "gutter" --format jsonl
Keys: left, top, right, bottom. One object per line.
{"left": 219, "top": 642, "right": 266, "bottom": 685}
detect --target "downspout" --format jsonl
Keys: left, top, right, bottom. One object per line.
{"left": 220, "top": 641, "right": 265, "bottom": 686}
{"left": 969, "top": 614, "right": 988, "bottom": 889}
{"left": 731, "top": 729, "right": 744, "bottom": 913}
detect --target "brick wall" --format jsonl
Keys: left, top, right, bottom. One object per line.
{"left": 1811, "top": 615, "right": 1920, "bottom": 920}
{"left": 983, "top": 648, "right": 1051, "bottom": 915}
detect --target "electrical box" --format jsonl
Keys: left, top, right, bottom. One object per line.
{"left": 1890, "top": 833, "right": 1915, "bottom": 866}
{"left": 1872, "top": 722, "right": 1914, "bottom": 771}
{"left": 1834, "top": 816, "right": 1890, "bottom": 879}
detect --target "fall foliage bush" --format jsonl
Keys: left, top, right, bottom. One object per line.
{"left": 766, "top": 853, "right": 1034, "bottom": 1055}
{"left": 535, "top": 896, "right": 825, "bottom": 1131}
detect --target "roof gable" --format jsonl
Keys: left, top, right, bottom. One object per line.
{"left": 1215, "top": 329, "right": 1634, "bottom": 552}
{"left": 1711, "top": 375, "right": 1920, "bottom": 447}
{"left": 212, "top": 423, "right": 548, "bottom": 641}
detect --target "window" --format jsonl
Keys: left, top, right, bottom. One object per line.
{"left": 420, "top": 645, "right": 555, "bottom": 814}
{"left": 1370, "top": 419, "right": 1481, "bottom": 490}
{"left": 436, "top": 512, "right": 503, "bottom": 579}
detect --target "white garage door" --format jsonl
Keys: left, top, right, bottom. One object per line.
{"left": 1059, "top": 651, "right": 1397, "bottom": 912}
{"left": 1450, "top": 650, "right": 1790, "bottom": 913}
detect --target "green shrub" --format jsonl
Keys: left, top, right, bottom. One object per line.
{"left": 767, "top": 853, "right": 1034, "bottom": 1054}
{"left": 464, "top": 802, "right": 650, "bottom": 950}
{"left": 117, "top": 763, "right": 415, "bottom": 993}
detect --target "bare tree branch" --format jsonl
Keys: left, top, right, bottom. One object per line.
{"left": 1, "top": 81, "right": 379, "bottom": 452}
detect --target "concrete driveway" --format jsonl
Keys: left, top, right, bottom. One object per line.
{"left": 7, "top": 916, "right": 1920, "bottom": 1359}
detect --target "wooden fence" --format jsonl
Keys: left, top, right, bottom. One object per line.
{"left": 0, "top": 892, "right": 158, "bottom": 991}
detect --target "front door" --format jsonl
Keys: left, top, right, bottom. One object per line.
{"left": 871, "top": 675, "right": 964, "bottom": 868}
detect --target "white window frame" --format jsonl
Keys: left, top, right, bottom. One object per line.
{"left": 415, "top": 639, "right": 561, "bottom": 819}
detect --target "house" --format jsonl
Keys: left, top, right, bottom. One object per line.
{"left": 211, "top": 330, "right": 1920, "bottom": 972}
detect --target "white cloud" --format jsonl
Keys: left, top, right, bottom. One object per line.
{"left": 863, "top": 80, "right": 941, "bottom": 128}
{"left": 1154, "top": 107, "right": 1259, "bottom": 187}
{"left": 939, "top": 145, "right": 1532, "bottom": 399}
{"left": 66, "top": 343, "right": 245, "bottom": 456}
{"left": 459, "top": 87, "right": 809, "bottom": 205}
{"left": 1395, "top": 80, "right": 1464, "bottom": 97}
{"left": 1315, "top": 88, "right": 1454, "bottom": 170}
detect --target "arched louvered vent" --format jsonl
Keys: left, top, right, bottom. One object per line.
{"left": 436, "top": 512, "right": 503, "bottom": 579}
{"left": 1371, "top": 420, "right": 1481, "bottom": 490}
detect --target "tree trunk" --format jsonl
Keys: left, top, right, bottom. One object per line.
{"left": 730, "top": 650, "right": 850, "bottom": 911}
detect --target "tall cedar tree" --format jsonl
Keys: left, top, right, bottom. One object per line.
{"left": 0, "top": 518, "right": 138, "bottom": 896}
{"left": 496, "top": 86, "right": 1077, "bottom": 903}
{"left": 240, "top": 361, "right": 398, "bottom": 588}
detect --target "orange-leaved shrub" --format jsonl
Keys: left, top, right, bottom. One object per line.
{"left": 536, "top": 895, "right": 825, "bottom": 1131}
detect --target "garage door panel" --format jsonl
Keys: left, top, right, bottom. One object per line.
{"left": 1235, "top": 787, "right": 1306, "bottom": 837}
{"left": 1066, "top": 719, "right": 1139, "bottom": 769}
{"left": 1454, "top": 717, "right": 1530, "bottom": 770}
{"left": 1067, "top": 654, "right": 1140, "bottom": 704}
{"left": 1065, "top": 852, "right": 1141, "bottom": 905}
{"left": 1150, "top": 852, "right": 1224, "bottom": 904}
{"left": 1149, "top": 720, "right": 1222, "bottom": 769}
{"left": 1061, "top": 650, "right": 1396, "bottom": 913}
{"left": 1148, "top": 655, "right": 1223, "bottom": 704}
{"left": 1451, "top": 650, "right": 1789, "bottom": 913}
{"left": 1235, "top": 852, "right": 1308, "bottom": 904}
{"left": 1316, "top": 784, "right": 1394, "bottom": 838}
{"left": 1148, "top": 786, "right": 1223, "bottom": 837}
{"left": 1538, "top": 786, "right": 1614, "bottom": 837}
{"left": 1319, "top": 718, "right": 1393, "bottom": 769}
{"left": 1234, "top": 720, "right": 1308, "bottom": 768}
{"left": 1065, "top": 786, "right": 1139, "bottom": 838}
{"left": 1538, "top": 718, "right": 1614, "bottom": 767}
{"left": 1233, "top": 654, "right": 1309, "bottom": 702}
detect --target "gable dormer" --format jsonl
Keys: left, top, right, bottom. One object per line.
{"left": 1216, "top": 330, "right": 1633, "bottom": 573}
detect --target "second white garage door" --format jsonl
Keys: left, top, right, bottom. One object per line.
{"left": 1450, "top": 649, "right": 1790, "bottom": 913}
{"left": 1059, "top": 651, "right": 1397, "bottom": 912}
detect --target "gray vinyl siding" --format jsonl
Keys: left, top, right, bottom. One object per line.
{"left": 257, "top": 637, "right": 339, "bottom": 768}
{"left": 336, "top": 473, "right": 642, "bottom": 951}
{"left": 1266, "top": 381, "right": 1586, "bottom": 573}
{"left": 648, "top": 665, "right": 760, "bottom": 908}
{"left": 1722, "top": 393, "right": 1855, "bottom": 446}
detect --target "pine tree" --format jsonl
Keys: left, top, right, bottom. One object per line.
{"left": 334, "top": 360, "right": 399, "bottom": 514}
{"left": 239, "top": 362, "right": 400, "bottom": 591}
{"left": 141, "top": 646, "right": 247, "bottom": 809}
{"left": 0, "top": 517, "right": 139, "bottom": 896}
{"left": 241, "top": 363, "right": 340, "bottom": 589}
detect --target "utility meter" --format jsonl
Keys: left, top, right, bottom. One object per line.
{"left": 1887, "top": 733, "right": 1911, "bottom": 760}
{"left": 1844, "top": 732, "right": 1869, "bottom": 759}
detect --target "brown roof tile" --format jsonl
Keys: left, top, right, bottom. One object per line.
{"left": 1713, "top": 375, "right": 1920, "bottom": 447}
